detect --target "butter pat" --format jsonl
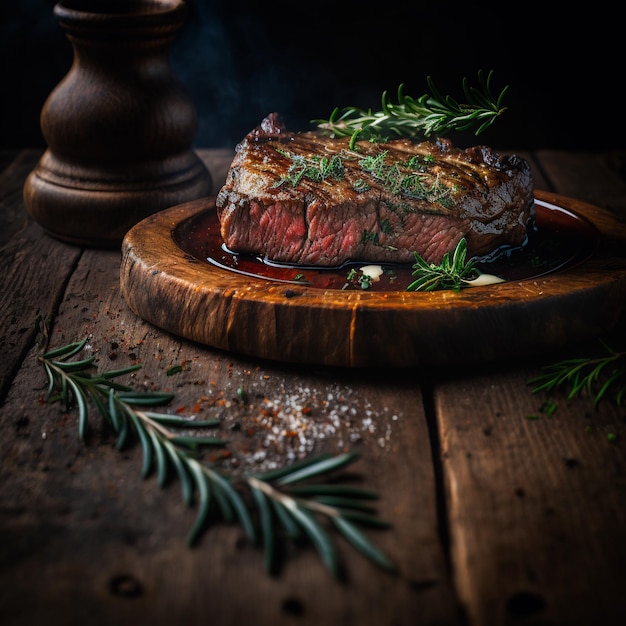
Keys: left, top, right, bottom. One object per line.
{"left": 360, "top": 265, "right": 384, "bottom": 282}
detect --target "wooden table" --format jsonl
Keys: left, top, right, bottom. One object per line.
{"left": 2, "top": 146, "right": 626, "bottom": 626}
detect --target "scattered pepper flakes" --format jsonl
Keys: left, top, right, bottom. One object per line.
{"left": 209, "top": 450, "right": 233, "bottom": 462}
{"left": 175, "top": 406, "right": 186, "bottom": 414}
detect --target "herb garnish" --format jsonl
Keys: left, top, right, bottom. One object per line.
{"left": 38, "top": 335, "right": 395, "bottom": 579}
{"left": 406, "top": 238, "right": 480, "bottom": 292}
{"left": 275, "top": 146, "right": 454, "bottom": 206}
{"left": 358, "top": 151, "right": 454, "bottom": 206}
{"left": 528, "top": 340, "right": 626, "bottom": 407}
{"left": 313, "top": 70, "right": 508, "bottom": 148}
{"left": 273, "top": 148, "right": 345, "bottom": 188}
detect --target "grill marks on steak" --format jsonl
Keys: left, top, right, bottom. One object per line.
{"left": 216, "top": 113, "right": 535, "bottom": 267}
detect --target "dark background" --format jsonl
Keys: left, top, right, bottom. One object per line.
{"left": 1, "top": 0, "right": 623, "bottom": 151}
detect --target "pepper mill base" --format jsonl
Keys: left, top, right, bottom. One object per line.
{"left": 24, "top": 149, "right": 212, "bottom": 248}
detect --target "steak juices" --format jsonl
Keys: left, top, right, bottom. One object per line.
{"left": 215, "top": 113, "right": 535, "bottom": 267}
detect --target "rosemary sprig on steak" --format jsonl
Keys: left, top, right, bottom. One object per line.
{"left": 406, "top": 238, "right": 480, "bottom": 292}
{"left": 313, "top": 70, "right": 508, "bottom": 148}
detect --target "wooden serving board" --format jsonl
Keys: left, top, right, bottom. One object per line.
{"left": 120, "top": 191, "right": 626, "bottom": 368}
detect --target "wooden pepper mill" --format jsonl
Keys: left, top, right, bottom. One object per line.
{"left": 23, "top": 0, "right": 212, "bottom": 248}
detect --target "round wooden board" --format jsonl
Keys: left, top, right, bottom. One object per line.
{"left": 120, "top": 191, "right": 626, "bottom": 368}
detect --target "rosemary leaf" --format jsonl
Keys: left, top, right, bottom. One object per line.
{"left": 162, "top": 438, "right": 194, "bottom": 505}
{"left": 209, "top": 475, "right": 235, "bottom": 522}
{"left": 43, "top": 362, "right": 56, "bottom": 397}
{"left": 208, "top": 470, "right": 256, "bottom": 541}
{"left": 288, "top": 505, "right": 339, "bottom": 577}
{"left": 86, "top": 385, "right": 112, "bottom": 424}
{"left": 128, "top": 410, "right": 153, "bottom": 478}
{"left": 115, "top": 407, "right": 130, "bottom": 450}
{"left": 42, "top": 338, "right": 88, "bottom": 360}
{"left": 593, "top": 370, "right": 623, "bottom": 406}
{"left": 93, "top": 379, "right": 134, "bottom": 393}
{"left": 65, "top": 377, "right": 88, "bottom": 439}
{"left": 101, "top": 364, "right": 143, "bottom": 379}
{"left": 275, "top": 452, "right": 361, "bottom": 486}
{"left": 117, "top": 391, "right": 175, "bottom": 405}
{"left": 250, "top": 452, "right": 334, "bottom": 482}
{"left": 332, "top": 516, "right": 395, "bottom": 572}
{"left": 52, "top": 356, "right": 97, "bottom": 372}
{"left": 185, "top": 458, "right": 211, "bottom": 546}
{"left": 250, "top": 486, "right": 277, "bottom": 574}
{"left": 270, "top": 497, "right": 303, "bottom": 541}
{"left": 147, "top": 428, "right": 168, "bottom": 487}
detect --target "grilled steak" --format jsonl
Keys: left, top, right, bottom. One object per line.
{"left": 215, "top": 113, "right": 535, "bottom": 266}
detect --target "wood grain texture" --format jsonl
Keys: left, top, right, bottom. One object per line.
{"left": 120, "top": 192, "right": 626, "bottom": 368}
{"left": 0, "top": 208, "right": 80, "bottom": 400}
{"left": 436, "top": 358, "right": 626, "bottom": 625}
{"left": 435, "top": 149, "right": 626, "bottom": 625}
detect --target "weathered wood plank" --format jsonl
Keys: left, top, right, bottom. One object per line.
{"left": 0, "top": 149, "right": 42, "bottom": 248}
{"left": 436, "top": 149, "right": 626, "bottom": 625}
{"left": 437, "top": 355, "right": 626, "bottom": 625}
{"left": 0, "top": 152, "right": 81, "bottom": 401}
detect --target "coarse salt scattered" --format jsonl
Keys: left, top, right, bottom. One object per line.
{"left": 229, "top": 381, "right": 398, "bottom": 472}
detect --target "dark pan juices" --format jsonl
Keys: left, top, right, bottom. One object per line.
{"left": 173, "top": 199, "right": 599, "bottom": 292}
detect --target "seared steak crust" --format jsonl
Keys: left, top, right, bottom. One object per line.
{"left": 215, "top": 113, "right": 535, "bottom": 266}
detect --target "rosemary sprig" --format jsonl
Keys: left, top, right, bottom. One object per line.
{"left": 406, "top": 238, "right": 480, "bottom": 292}
{"left": 528, "top": 340, "right": 626, "bottom": 407}
{"left": 248, "top": 454, "right": 394, "bottom": 577}
{"left": 38, "top": 337, "right": 394, "bottom": 578}
{"left": 313, "top": 70, "right": 508, "bottom": 148}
